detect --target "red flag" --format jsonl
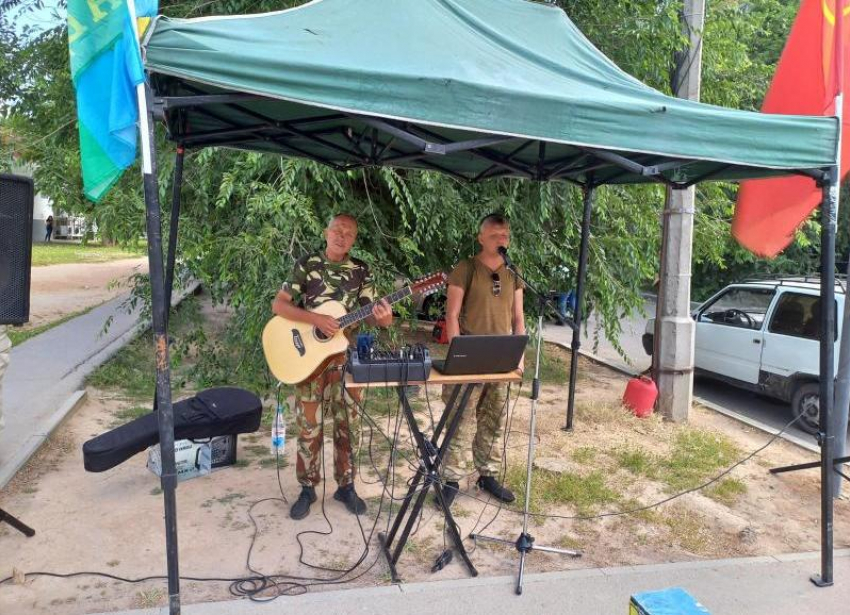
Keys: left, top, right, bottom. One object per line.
{"left": 733, "top": 0, "right": 848, "bottom": 258}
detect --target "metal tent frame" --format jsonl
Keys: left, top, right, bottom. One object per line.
{"left": 139, "top": 85, "right": 841, "bottom": 614}
{"left": 131, "top": 2, "right": 843, "bottom": 606}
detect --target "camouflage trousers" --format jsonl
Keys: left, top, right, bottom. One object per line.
{"left": 295, "top": 363, "right": 361, "bottom": 488}
{"left": 440, "top": 383, "right": 508, "bottom": 482}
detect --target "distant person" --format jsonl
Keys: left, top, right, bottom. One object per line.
{"left": 555, "top": 289, "right": 577, "bottom": 323}
{"left": 45, "top": 215, "right": 54, "bottom": 242}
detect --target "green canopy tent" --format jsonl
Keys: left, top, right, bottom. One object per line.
{"left": 136, "top": 1, "right": 840, "bottom": 611}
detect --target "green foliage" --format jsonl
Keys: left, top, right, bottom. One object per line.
{"left": 3, "top": 0, "right": 832, "bottom": 390}
{"left": 87, "top": 296, "right": 202, "bottom": 397}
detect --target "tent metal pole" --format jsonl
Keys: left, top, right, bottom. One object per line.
{"left": 164, "top": 146, "right": 185, "bottom": 322}
{"left": 142, "top": 83, "right": 182, "bottom": 613}
{"left": 814, "top": 168, "right": 837, "bottom": 588}
{"left": 152, "top": 146, "right": 184, "bottom": 414}
{"left": 564, "top": 180, "right": 594, "bottom": 431}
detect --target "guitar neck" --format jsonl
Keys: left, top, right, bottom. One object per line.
{"left": 337, "top": 287, "right": 411, "bottom": 329}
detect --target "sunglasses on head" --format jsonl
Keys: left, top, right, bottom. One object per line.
{"left": 491, "top": 272, "right": 501, "bottom": 297}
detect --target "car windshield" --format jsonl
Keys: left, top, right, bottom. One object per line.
{"left": 701, "top": 287, "right": 775, "bottom": 330}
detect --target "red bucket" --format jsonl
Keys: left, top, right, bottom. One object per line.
{"left": 623, "top": 376, "right": 658, "bottom": 418}
{"left": 432, "top": 318, "right": 449, "bottom": 344}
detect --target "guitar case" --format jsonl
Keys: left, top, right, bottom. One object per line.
{"left": 83, "top": 387, "right": 263, "bottom": 473}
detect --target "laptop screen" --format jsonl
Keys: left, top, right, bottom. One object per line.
{"left": 434, "top": 335, "right": 528, "bottom": 375}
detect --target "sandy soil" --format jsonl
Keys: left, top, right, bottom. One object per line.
{"left": 1, "top": 335, "right": 848, "bottom": 614}
{"left": 24, "top": 258, "right": 149, "bottom": 328}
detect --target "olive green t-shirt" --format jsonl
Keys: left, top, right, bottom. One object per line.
{"left": 448, "top": 257, "right": 525, "bottom": 335}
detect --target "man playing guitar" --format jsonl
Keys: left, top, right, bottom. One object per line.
{"left": 272, "top": 213, "right": 392, "bottom": 520}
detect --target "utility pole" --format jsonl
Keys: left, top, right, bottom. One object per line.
{"left": 655, "top": 0, "right": 705, "bottom": 422}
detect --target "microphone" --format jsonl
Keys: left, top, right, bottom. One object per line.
{"left": 497, "top": 246, "right": 515, "bottom": 269}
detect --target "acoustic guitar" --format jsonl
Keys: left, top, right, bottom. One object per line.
{"left": 262, "top": 271, "right": 447, "bottom": 384}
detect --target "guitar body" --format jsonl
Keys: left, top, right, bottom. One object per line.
{"left": 262, "top": 301, "right": 350, "bottom": 385}
{"left": 262, "top": 270, "right": 447, "bottom": 385}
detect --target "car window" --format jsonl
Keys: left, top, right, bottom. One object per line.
{"left": 769, "top": 292, "right": 837, "bottom": 341}
{"left": 699, "top": 287, "right": 775, "bottom": 330}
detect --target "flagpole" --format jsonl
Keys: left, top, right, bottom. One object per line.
{"left": 126, "top": 0, "right": 182, "bottom": 612}
{"left": 814, "top": 0, "right": 844, "bottom": 589}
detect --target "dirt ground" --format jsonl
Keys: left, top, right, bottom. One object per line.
{"left": 1, "top": 322, "right": 848, "bottom": 614}
{"left": 25, "top": 258, "right": 149, "bottom": 328}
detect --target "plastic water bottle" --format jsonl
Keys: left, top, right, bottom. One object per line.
{"left": 271, "top": 402, "right": 287, "bottom": 455}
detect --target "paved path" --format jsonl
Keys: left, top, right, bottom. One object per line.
{"left": 0, "top": 293, "right": 144, "bottom": 489}
{"left": 93, "top": 549, "right": 850, "bottom": 615}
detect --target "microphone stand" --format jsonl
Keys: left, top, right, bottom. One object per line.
{"left": 470, "top": 257, "right": 581, "bottom": 595}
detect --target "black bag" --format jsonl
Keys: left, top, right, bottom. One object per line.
{"left": 83, "top": 387, "right": 263, "bottom": 473}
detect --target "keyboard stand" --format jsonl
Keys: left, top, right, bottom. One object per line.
{"left": 345, "top": 370, "right": 521, "bottom": 582}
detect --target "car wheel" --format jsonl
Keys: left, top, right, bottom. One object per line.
{"left": 791, "top": 382, "right": 820, "bottom": 435}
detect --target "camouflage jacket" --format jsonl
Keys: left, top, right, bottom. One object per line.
{"left": 282, "top": 251, "right": 375, "bottom": 312}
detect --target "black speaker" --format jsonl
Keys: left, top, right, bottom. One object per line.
{"left": 0, "top": 173, "right": 34, "bottom": 325}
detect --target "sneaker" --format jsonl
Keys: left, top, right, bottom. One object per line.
{"left": 477, "top": 476, "right": 515, "bottom": 503}
{"left": 334, "top": 484, "right": 367, "bottom": 515}
{"left": 290, "top": 486, "right": 317, "bottom": 520}
{"left": 434, "top": 481, "right": 460, "bottom": 509}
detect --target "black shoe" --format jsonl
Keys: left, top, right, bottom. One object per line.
{"left": 290, "top": 486, "right": 317, "bottom": 520}
{"left": 477, "top": 476, "right": 515, "bottom": 503}
{"left": 334, "top": 484, "right": 367, "bottom": 515}
{"left": 434, "top": 481, "right": 460, "bottom": 509}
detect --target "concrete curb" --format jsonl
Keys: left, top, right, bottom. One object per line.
{"left": 0, "top": 389, "right": 86, "bottom": 488}
{"left": 87, "top": 549, "right": 850, "bottom": 615}
{"left": 0, "top": 280, "right": 200, "bottom": 490}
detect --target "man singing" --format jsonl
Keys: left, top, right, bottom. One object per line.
{"left": 440, "top": 213, "right": 526, "bottom": 507}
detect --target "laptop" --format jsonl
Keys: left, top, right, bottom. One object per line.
{"left": 433, "top": 335, "right": 529, "bottom": 375}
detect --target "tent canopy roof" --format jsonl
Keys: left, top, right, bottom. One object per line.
{"left": 143, "top": 0, "right": 838, "bottom": 187}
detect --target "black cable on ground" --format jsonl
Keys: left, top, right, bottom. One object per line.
{"left": 0, "top": 376, "right": 810, "bottom": 592}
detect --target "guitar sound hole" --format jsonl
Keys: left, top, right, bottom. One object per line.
{"left": 315, "top": 328, "right": 330, "bottom": 341}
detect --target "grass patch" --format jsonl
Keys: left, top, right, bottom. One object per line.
{"left": 259, "top": 456, "right": 288, "bottom": 469}
{"left": 506, "top": 465, "right": 620, "bottom": 516}
{"left": 661, "top": 429, "right": 739, "bottom": 492}
{"left": 614, "top": 447, "right": 657, "bottom": 476}
{"left": 7, "top": 304, "right": 102, "bottom": 346}
{"left": 571, "top": 447, "right": 597, "bottom": 464}
{"left": 87, "top": 297, "right": 201, "bottom": 399}
{"left": 110, "top": 406, "right": 150, "bottom": 428}
{"left": 134, "top": 587, "right": 165, "bottom": 609}
{"left": 31, "top": 242, "right": 146, "bottom": 267}
{"left": 575, "top": 401, "right": 630, "bottom": 426}
{"left": 523, "top": 342, "right": 571, "bottom": 386}
{"left": 619, "top": 498, "right": 661, "bottom": 523}
{"left": 556, "top": 534, "right": 583, "bottom": 550}
{"left": 705, "top": 478, "right": 747, "bottom": 506}
{"left": 663, "top": 506, "right": 713, "bottom": 554}
{"left": 615, "top": 429, "right": 740, "bottom": 494}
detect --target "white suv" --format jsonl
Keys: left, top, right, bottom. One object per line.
{"left": 643, "top": 278, "right": 844, "bottom": 434}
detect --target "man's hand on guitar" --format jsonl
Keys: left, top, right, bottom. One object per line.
{"left": 371, "top": 299, "right": 393, "bottom": 327}
{"left": 313, "top": 313, "right": 341, "bottom": 338}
